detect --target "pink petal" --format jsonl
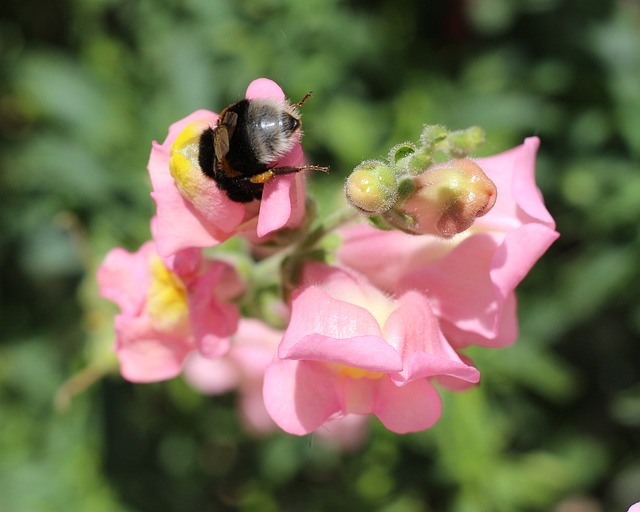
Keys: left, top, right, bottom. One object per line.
{"left": 373, "top": 377, "right": 442, "bottom": 434}
{"left": 97, "top": 242, "right": 155, "bottom": 316}
{"left": 160, "top": 245, "right": 203, "bottom": 282}
{"left": 187, "top": 263, "right": 238, "bottom": 358}
{"left": 280, "top": 285, "right": 387, "bottom": 356}
{"left": 342, "top": 377, "right": 377, "bottom": 414}
{"left": 442, "top": 292, "right": 519, "bottom": 348}
{"left": 384, "top": 291, "right": 480, "bottom": 385}
{"left": 283, "top": 333, "right": 404, "bottom": 372}
{"left": 257, "top": 174, "right": 296, "bottom": 237}
{"left": 285, "top": 172, "right": 308, "bottom": 229}
{"left": 407, "top": 224, "right": 557, "bottom": 346}
{"left": 228, "top": 319, "right": 283, "bottom": 377}
{"left": 506, "top": 137, "right": 555, "bottom": 226}
{"left": 337, "top": 224, "right": 453, "bottom": 292}
{"left": 245, "top": 78, "right": 286, "bottom": 101}
{"left": 182, "top": 353, "right": 240, "bottom": 394}
{"left": 315, "top": 415, "right": 370, "bottom": 452}
{"left": 263, "top": 359, "right": 341, "bottom": 435}
{"left": 256, "top": 140, "right": 307, "bottom": 237}
{"left": 475, "top": 137, "right": 555, "bottom": 231}
{"left": 401, "top": 352, "right": 479, "bottom": 385}
{"left": 399, "top": 233, "right": 500, "bottom": 339}
{"left": 115, "top": 315, "right": 192, "bottom": 383}
{"left": 435, "top": 353, "right": 481, "bottom": 391}
{"left": 234, "top": 318, "right": 283, "bottom": 350}
{"left": 489, "top": 223, "right": 560, "bottom": 303}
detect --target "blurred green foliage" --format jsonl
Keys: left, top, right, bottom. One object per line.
{"left": 1, "top": 0, "right": 640, "bottom": 510}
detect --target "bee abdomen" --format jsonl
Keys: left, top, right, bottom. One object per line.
{"left": 198, "top": 127, "right": 216, "bottom": 179}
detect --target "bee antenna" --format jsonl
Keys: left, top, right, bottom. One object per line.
{"left": 293, "top": 91, "right": 313, "bottom": 109}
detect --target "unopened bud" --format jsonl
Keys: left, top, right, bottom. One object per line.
{"left": 387, "top": 159, "right": 497, "bottom": 237}
{"left": 388, "top": 142, "right": 417, "bottom": 164}
{"left": 345, "top": 161, "right": 398, "bottom": 215}
{"left": 389, "top": 142, "right": 438, "bottom": 178}
{"left": 446, "top": 126, "right": 486, "bottom": 158}
{"left": 420, "top": 125, "right": 449, "bottom": 149}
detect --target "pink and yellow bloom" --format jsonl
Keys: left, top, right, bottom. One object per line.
{"left": 97, "top": 240, "right": 240, "bottom": 382}
{"left": 149, "top": 78, "right": 308, "bottom": 259}
{"left": 263, "top": 263, "right": 479, "bottom": 435}
{"left": 338, "top": 137, "right": 559, "bottom": 348}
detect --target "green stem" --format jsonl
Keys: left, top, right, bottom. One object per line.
{"left": 251, "top": 205, "right": 359, "bottom": 278}
{"left": 245, "top": 206, "right": 360, "bottom": 314}
{"left": 297, "top": 206, "right": 360, "bottom": 250}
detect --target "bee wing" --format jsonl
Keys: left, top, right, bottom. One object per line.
{"left": 214, "top": 111, "right": 238, "bottom": 158}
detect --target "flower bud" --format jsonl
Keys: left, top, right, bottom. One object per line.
{"left": 419, "top": 125, "right": 449, "bottom": 149}
{"left": 446, "top": 126, "right": 486, "bottom": 158}
{"left": 387, "top": 159, "right": 497, "bottom": 237}
{"left": 345, "top": 161, "right": 398, "bottom": 215}
{"left": 388, "top": 142, "right": 417, "bottom": 164}
{"left": 389, "top": 142, "right": 434, "bottom": 177}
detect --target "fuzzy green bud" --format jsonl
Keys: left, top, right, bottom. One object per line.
{"left": 389, "top": 142, "right": 435, "bottom": 177}
{"left": 444, "top": 126, "right": 486, "bottom": 158}
{"left": 404, "top": 149, "right": 434, "bottom": 176}
{"left": 419, "top": 125, "right": 449, "bottom": 149}
{"left": 388, "top": 142, "right": 417, "bottom": 164}
{"left": 345, "top": 160, "right": 398, "bottom": 215}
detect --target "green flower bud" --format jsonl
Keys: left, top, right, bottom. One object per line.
{"left": 345, "top": 160, "right": 398, "bottom": 215}
{"left": 404, "top": 149, "right": 434, "bottom": 176}
{"left": 444, "top": 126, "right": 486, "bottom": 158}
{"left": 388, "top": 142, "right": 417, "bottom": 164}
{"left": 419, "top": 125, "right": 449, "bottom": 149}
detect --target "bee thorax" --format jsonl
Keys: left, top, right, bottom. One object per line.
{"left": 247, "top": 100, "right": 300, "bottom": 164}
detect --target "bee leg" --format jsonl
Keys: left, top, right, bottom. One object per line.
{"left": 246, "top": 165, "right": 329, "bottom": 185}
{"left": 269, "top": 165, "right": 330, "bottom": 176}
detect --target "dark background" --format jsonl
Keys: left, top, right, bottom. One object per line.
{"left": 1, "top": 0, "right": 640, "bottom": 510}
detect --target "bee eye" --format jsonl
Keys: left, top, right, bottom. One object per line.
{"left": 280, "top": 113, "right": 300, "bottom": 134}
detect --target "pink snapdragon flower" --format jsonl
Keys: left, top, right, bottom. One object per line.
{"left": 263, "top": 263, "right": 480, "bottom": 435}
{"left": 149, "top": 78, "right": 308, "bottom": 259}
{"left": 338, "top": 137, "right": 559, "bottom": 348}
{"left": 184, "top": 319, "right": 371, "bottom": 448}
{"left": 97, "top": 240, "right": 240, "bottom": 382}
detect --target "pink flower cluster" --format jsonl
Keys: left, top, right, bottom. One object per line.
{"left": 97, "top": 78, "right": 558, "bottom": 439}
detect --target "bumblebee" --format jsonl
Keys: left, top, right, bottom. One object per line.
{"left": 198, "top": 92, "right": 328, "bottom": 203}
